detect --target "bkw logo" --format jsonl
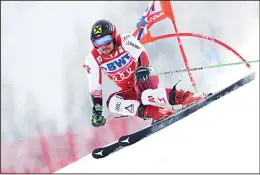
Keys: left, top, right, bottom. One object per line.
{"left": 101, "top": 53, "right": 131, "bottom": 72}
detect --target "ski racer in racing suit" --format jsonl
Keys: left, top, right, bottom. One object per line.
{"left": 84, "top": 19, "right": 207, "bottom": 127}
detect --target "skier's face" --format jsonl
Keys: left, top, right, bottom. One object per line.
{"left": 92, "top": 35, "right": 114, "bottom": 55}
{"left": 99, "top": 42, "right": 114, "bottom": 55}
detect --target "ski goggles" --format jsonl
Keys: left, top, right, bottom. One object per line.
{"left": 92, "top": 35, "right": 113, "bottom": 47}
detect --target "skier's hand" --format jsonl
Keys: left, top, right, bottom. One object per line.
{"left": 135, "top": 66, "right": 151, "bottom": 82}
{"left": 91, "top": 106, "right": 106, "bottom": 127}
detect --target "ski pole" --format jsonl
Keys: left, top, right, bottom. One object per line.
{"left": 106, "top": 115, "right": 133, "bottom": 121}
{"left": 157, "top": 60, "right": 259, "bottom": 76}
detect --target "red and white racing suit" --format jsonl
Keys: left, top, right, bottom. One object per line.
{"left": 84, "top": 33, "right": 204, "bottom": 120}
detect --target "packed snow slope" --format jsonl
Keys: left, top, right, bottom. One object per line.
{"left": 56, "top": 67, "right": 259, "bottom": 173}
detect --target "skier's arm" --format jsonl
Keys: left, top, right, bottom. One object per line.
{"left": 84, "top": 53, "right": 106, "bottom": 127}
{"left": 138, "top": 51, "right": 150, "bottom": 67}
{"left": 121, "top": 34, "right": 156, "bottom": 84}
{"left": 84, "top": 53, "right": 102, "bottom": 107}
{"left": 121, "top": 33, "right": 150, "bottom": 68}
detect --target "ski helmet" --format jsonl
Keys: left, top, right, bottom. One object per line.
{"left": 90, "top": 19, "right": 117, "bottom": 48}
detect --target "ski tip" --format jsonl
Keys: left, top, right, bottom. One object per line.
{"left": 92, "top": 148, "right": 106, "bottom": 159}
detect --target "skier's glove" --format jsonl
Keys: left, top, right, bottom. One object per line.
{"left": 134, "top": 66, "right": 151, "bottom": 82}
{"left": 91, "top": 106, "right": 106, "bottom": 127}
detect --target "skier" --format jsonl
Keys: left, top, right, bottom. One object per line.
{"left": 84, "top": 19, "right": 208, "bottom": 127}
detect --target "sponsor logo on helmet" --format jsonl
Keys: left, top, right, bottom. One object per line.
{"left": 94, "top": 25, "right": 102, "bottom": 35}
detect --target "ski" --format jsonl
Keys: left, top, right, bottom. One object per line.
{"left": 118, "top": 72, "right": 255, "bottom": 147}
{"left": 92, "top": 141, "right": 121, "bottom": 159}
{"left": 92, "top": 72, "right": 255, "bottom": 159}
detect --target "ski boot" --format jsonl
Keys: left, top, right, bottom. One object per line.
{"left": 137, "top": 104, "right": 173, "bottom": 121}
{"left": 168, "top": 85, "right": 211, "bottom": 106}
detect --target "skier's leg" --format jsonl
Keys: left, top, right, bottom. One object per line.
{"left": 106, "top": 66, "right": 172, "bottom": 120}
{"left": 106, "top": 88, "right": 138, "bottom": 116}
{"left": 106, "top": 93, "right": 172, "bottom": 120}
{"left": 107, "top": 94, "right": 140, "bottom": 116}
{"left": 134, "top": 66, "right": 173, "bottom": 120}
{"left": 141, "top": 85, "right": 208, "bottom": 106}
{"left": 165, "top": 87, "right": 207, "bottom": 106}
{"left": 134, "top": 66, "right": 159, "bottom": 101}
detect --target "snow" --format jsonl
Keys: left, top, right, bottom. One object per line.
{"left": 55, "top": 67, "right": 259, "bottom": 173}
